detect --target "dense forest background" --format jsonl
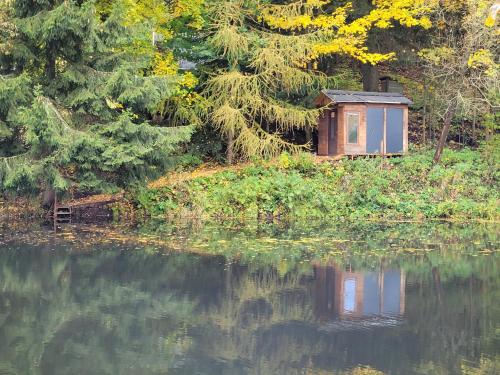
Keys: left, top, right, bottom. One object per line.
{"left": 0, "top": 0, "right": 498, "bottom": 202}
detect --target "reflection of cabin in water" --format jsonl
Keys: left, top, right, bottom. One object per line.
{"left": 313, "top": 264, "right": 405, "bottom": 322}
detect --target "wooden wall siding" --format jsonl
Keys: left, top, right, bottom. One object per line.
{"left": 318, "top": 110, "right": 330, "bottom": 156}
{"left": 341, "top": 104, "right": 366, "bottom": 155}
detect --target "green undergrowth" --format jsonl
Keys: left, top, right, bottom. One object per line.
{"left": 137, "top": 145, "right": 499, "bottom": 221}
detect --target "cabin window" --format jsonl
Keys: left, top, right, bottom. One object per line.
{"left": 343, "top": 278, "right": 356, "bottom": 313}
{"left": 347, "top": 112, "right": 360, "bottom": 144}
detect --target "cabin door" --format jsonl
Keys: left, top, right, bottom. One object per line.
{"left": 328, "top": 112, "right": 337, "bottom": 155}
{"left": 366, "top": 108, "right": 384, "bottom": 153}
{"left": 386, "top": 108, "right": 404, "bottom": 153}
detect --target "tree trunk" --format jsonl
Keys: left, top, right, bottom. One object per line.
{"left": 485, "top": 109, "right": 492, "bottom": 141}
{"left": 305, "top": 125, "right": 312, "bottom": 147}
{"left": 433, "top": 101, "right": 458, "bottom": 164}
{"left": 42, "top": 187, "right": 56, "bottom": 210}
{"left": 226, "top": 130, "right": 234, "bottom": 164}
{"left": 472, "top": 107, "right": 476, "bottom": 145}
{"left": 422, "top": 80, "right": 427, "bottom": 144}
{"left": 45, "top": 47, "right": 56, "bottom": 80}
{"left": 361, "top": 63, "right": 379, "bottom": 92}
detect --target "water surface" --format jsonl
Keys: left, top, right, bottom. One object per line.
{"left": 0, "top": 221, "right": 498, "bottom": 374}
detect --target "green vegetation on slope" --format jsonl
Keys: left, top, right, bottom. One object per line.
{"left": 138, "top": 146, "right": 499, "bottom": 221}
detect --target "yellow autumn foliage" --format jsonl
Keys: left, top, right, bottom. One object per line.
{"left": 468, "top": 49, "right": 495, "bottom": 68}
{"left": 467, "top": 49, "right": 498, "bottom": 77}
{"left": 180, "top": 72, "right": 199, "bottom": 89}
{"left": 485, "top": 15, "right": 496, "bottom": 27}
{"left": 122, "top": 0, "right": 172, "bottom": 39}
{"left": 172, "top": 0, "right": 205, "bottom": 29}
{"left": 261, "top": 0, "right": 432, "bottom": 65}
{"left": 153, "top": 52, "right": 178, "bottom": 76}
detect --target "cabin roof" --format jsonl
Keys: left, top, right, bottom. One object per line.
{"left": 320, "top": 89, "right": 413, "bottom": 105}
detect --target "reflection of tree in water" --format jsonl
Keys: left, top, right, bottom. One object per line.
{"left": 196, "top": 264, "right": 314, "bottom": 373}
{"left": 404, "top": 262, "right": 500, "bottom": 374}
{"left": 0, "top": 246, "right": 207, "bottom": 375}
{"left": 0, "top": 230, "right": 498, "bottom": 375}
{"left": 192, "top": 259, "right": 499, "bottom": 375}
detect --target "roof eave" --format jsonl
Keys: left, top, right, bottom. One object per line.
{"left": 318, "top": 89, "right": 413, "bottom": 106}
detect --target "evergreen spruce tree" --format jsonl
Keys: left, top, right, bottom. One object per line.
{"left": 0, "top": 0, "right": 193, "bottom": 197}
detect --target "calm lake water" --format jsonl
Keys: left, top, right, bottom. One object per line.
{"left": 0, "top": 221, "right": 499, "bottom": 375}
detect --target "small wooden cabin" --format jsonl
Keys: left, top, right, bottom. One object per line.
{"left": 315, "top": 90, "right": 412, "bottom": 156}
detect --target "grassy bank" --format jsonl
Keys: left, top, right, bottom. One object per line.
{"left": 137, "top": 146, "right": 499, "bottom": 221}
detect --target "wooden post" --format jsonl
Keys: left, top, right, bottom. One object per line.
{"left": 53, "top": 192, "right": 57, "bottom": 232}
{"left": 54, "top": 192, "right": 58, "bottom": 218}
